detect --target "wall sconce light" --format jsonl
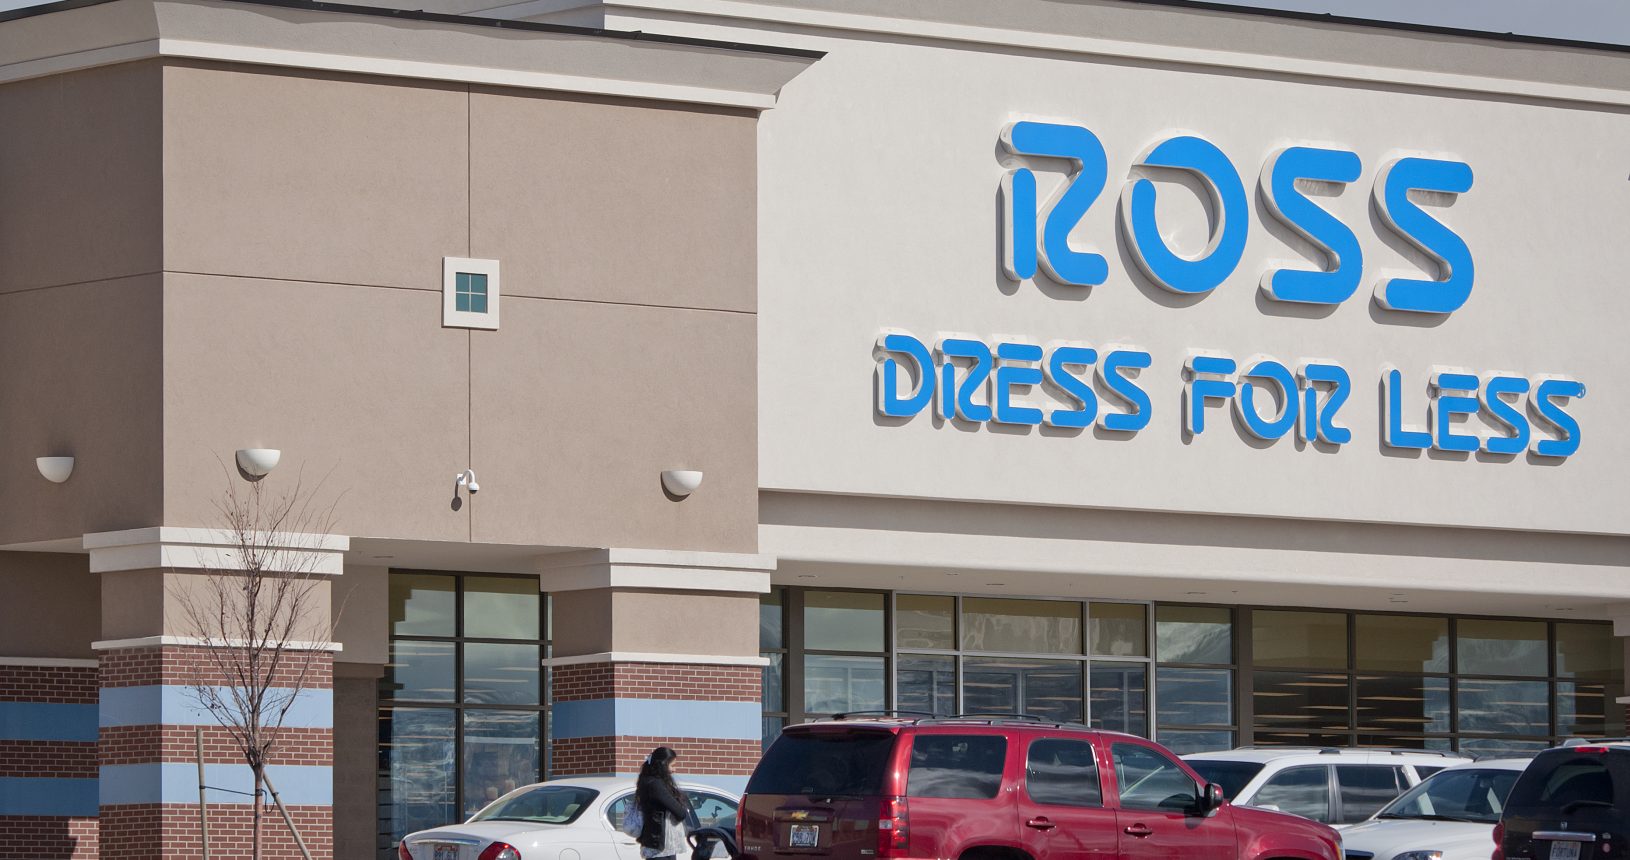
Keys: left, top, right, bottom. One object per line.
{"left": 36, "top": 456, "right": 74, "bottom": 484}
{"left": 455, "top": 468, "right": 480, "bottom": 495}
{"left": 661, "top": 469, "right": 703, "bottom": 497}
{"left": 235, "top": 448, "right": 281, "bottom": 478}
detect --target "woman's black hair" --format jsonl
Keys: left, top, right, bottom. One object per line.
{"left": 636, "top": 746, "right": 681, "bottom": 807}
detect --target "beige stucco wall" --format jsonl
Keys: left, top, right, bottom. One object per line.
{"left": 0, "top": 62, "right": 165, "bottom": 545}
{"left": 100, "top": 568, "right": 334, "bottom": 642}
{"left": 0, "top": 552, "right": 100, "bottom": 659}
{"left": 157, "top": 61, "right": 760, "bottom": 553}
{"left": 552, "top": 587, "right": 759, "bottom": 657}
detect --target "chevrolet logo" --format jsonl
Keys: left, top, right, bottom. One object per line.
{"left": 790, "top": 811, "right": 810, "bottom": 821}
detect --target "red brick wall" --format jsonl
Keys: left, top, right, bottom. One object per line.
{"left": 99, "top": 804, "right": 331, "bottom": 860}
{"left": 0, "top": 664, "right": 100, "bottom": 859}
{"left": 99, "top": 647, "right": 333, "bottom": 689}
{"left": 0, "top": 665, "right": 98, "bottom": 703}
{"left": 553, "top": 736, "right": 762, "bottom": 776}
{"left": 553, "top": 662, "right": 760, "bottom": 702}
{"left": 99, "top": 725, "right": 333, "bottom": 767}
{"left": 0, "top": 816, "right": 98, "bottom": 860}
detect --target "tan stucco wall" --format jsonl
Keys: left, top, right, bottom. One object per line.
{"left": 333, "top": 662, "right": 382, "bottom": 860}
{"left": 101, "top": 568, "right": 334, "bottom": 642}
{"left": 333, "top": 564, "right": 389, "bottom": 665}
{"left": 0, "top": 552, "right": 100, "bottom": 659}
{"left": 0, "top": 61, "right": 165, "bottom": 545}
{"left": 158, "top": 62, "right": 760, "bottom": 553}
{"left": 552, "top": 588, "right": 758, "bottom": 657}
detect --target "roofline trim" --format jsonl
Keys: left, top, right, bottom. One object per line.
{"left": 0, "top": 0, "right": 825, "bottom": 60}
{"left": 1113, "top": 0, "right": 1630, "bottom": 58}
{"left": 594, "top": 0, "right": 1630, "bottom": 108}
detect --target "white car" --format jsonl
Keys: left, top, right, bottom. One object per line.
{"left": 1340, "top": 759, "right": 1531, "bottom": 860}
{"left": 1183, "top": 747, "right": 1471, "bottom": 828}
{"left": 398, "top": 776, "right": 741, "bottom": 860}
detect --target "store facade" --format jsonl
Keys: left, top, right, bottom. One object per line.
{"left": 3, "top": 0, "right": 1630, "bottom": 859}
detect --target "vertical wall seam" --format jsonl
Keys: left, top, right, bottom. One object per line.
{"left": 467, "top": 85, "right": 474, "bottom": 544}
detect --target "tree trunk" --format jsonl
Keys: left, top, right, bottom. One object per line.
{"left": 253, "top": 764, "right": 265, "bottom": 860}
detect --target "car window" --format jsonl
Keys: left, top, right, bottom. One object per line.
{"left": 1186, "top": 760, "right": 1265, "bottom": 801}
{"left": 1252, "top": 765, "right": 1331, "bottom": 823}
{"left": 1337, "top": 765, "right": 1403, "bottom": 823}
{"left": 605, "top": 792, "right": 636, "bottom": 832}
{"left": 747, "top": 730, "right": 896, "bottom": 797}
{"left": 1026, "top": 738, "right": 1102, "bottom": 807}
{"left": 686, "top": 791, "right": 738, "bottom": 830}
{"left": 1380, "top": 767, "right": 1520, "bottom": 824}
{"left": 1507, "top": 756, "right": 1619, "bottom": 810}
{"left": 472, "top": 785, "right": 599, "bottom": 825}
{"left": 1112, "top": 742, "right": 1199, "bottom": 812}
{"left": 908, "top": 734, "right": 1007, "bottom": 799}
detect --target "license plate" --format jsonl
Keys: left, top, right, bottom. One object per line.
{"left": 1550, "top": 841, "right": 1582, "bottom": 860}
{"left": 434, "top": 846, "right": 460, "bottom": 860}
{"left": 789, "top": 824, "right": 819, "bottom": 848}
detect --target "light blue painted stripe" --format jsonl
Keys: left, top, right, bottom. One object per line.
{"left": 0, "top": 702, "right": 98, "bottom": 741}
{"left": 551, "top": 699, "right": 759, "bottom": 741}
{"left": 99, "top": 763, "right": 332, "bottom": 806}
{"left": 99, "top": 686, "right": 332, "bottom": 729}
{"left": 0, "top": 777, "right": 98, "bottom": 816}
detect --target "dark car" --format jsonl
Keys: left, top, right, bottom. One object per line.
{"left": 738, "top": 715, "right": 1342, "bottom": 860}
{"left": 1497, "top": 741, "right": 1628, "bottom": 860}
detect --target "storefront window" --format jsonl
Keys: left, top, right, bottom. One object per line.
{"left": 805, "top": 591, "right": 886, "bottom": 652}
{"left": 804, "top": 654, "right": 886, "bottom": 714}
{"left": 379, "top": 572, "right": 547, "bottom": 859}
{"left": 963, "top": 598, "right": 1083, "bottom": 655}
{"left": 963, "top": 657, "right": 1083, "bottom": 723}
{"left": 1253, "top": 610, "right": 1347, "bottom": 670}
{"left": 1355, "top": 675, "right": 1450, "bottom": 734}
{"left": 1457, "top": 678, "right": 1549, "bottom": 736}
{"left": 897, "top": 594, "right": 955, "bottom": 650}
{"left": 1356, "top": 615, "right": 1449, "bottom": 673}
{"left": 1457, "top": 619, "right": 1547, "bottom": 676}
{"left": 1090, "top": 603, "right": 1147, "bottom": 658}
{"left": 897, "top": 654, "right": 955, "bottom": 716}
{"left": 760, "top": 588, "right": 788, "bottom": 750}
{"left": 1089, "top": 661, "right": 1147, "bottom": 735}
{"left": 1155, "top": 606, "right": 1235, "bottom": 752}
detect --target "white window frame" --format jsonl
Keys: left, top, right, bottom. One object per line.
{"left": 443, "top": 256, "right": 500, "bottom": 330}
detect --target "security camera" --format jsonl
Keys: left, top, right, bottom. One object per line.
{"left": 468, "top": 479, "right": 480, "bottom": 493}
{"left": 455, "top": 469, "right": 480, "bottom": 495}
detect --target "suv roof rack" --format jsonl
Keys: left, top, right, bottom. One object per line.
{"left": 1226, "top": 746, "right": 1458, "bottom": 757}
{"left": 950, "top": 712, "right": 1046, "bottom": 721}
{"left": 821, "top": 709, "right": 937, "bottom": 721}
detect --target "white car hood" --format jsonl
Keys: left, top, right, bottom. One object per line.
{"left": 1341, "top": 817, "right": 1496, "bottom": 860}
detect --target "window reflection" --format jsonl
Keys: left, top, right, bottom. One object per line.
{"left": 1089, "top": 661, "right": 1147, "bottom": 736}
{"left": 1253, "top": 611, "right": 1347, "bottom": 670}
{"left": 897, "top": 654, "right": 955, "bottom": 716}
{"left": 379, "top": 707, "right": 456, "bottom": 849}
{"left": 1252, "top": 671, "right": 1350, "bottom": 733}
{"left": 1457, "top": 619, "right": 1546, "bottom": 677}
{"left": 1456, "top": 678, "right": 1548, "bottom": 736}
{"left": 462, "top": 642, "right": 541, "bottom": 706}
{"left": 1355, "top": 675, "right": 1449, "bottom": 734}
{"left": 804, "top": 654, "right": 885, "bottom": 714}
{"left": 390, "top": 573, "right": 455, "bottom": 638}
{"left": 805, "top": 592, "right": 885, "bottom": 652}
{"left": 462, "top": 711, "right": 541, "bottom": 818}
{"left": 1156, "top": 667, "right": 1232, "bottom": 728}
{"left": 963, "top": 657, "right": 1083, "bottom": 723}
{"left": 463, "top": 577, "right": 540, "bottom": 641}
{"left": 1156, "top": 606, "right": 1232, "bottom": 665}
{"left": 962, "top": 598, "right": 1083, "bottom": 655}
{"left": 385, "top": 640, "right": 455, "bottom": 702}
{"left": 897, "top": 595, "right": 955, "bottom": 650}
{"left": 1090, "top": 603, "right": 1147, "bottom": 657}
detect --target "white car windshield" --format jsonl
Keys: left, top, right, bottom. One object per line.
{"left": 471, "top": 785, "right": 600, "bottom": 825}
{"left": 1376, "top": 768, "right": 1520, "bottom": 824}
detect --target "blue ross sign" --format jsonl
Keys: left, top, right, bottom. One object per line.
{"left": 869, "top": 121, "right": 1585, "bottom": 460}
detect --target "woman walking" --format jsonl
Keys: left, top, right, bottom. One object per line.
{"left": 636, "top": 746, "right": 692, "bottom": 860}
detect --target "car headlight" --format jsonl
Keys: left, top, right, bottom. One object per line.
{"left": 1393, "top": 851, "right": 1444, "bottom": 860}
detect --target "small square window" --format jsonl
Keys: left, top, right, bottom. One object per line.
{"left": 443, "top": 258, "right": 499, "bottom": 330}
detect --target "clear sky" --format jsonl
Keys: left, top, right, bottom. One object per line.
{"left": 1202, "top": 0, "right": 1630, "bottom": 46}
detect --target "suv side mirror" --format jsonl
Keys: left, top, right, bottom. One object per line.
{"left": 1197, "top": 783, "right": 1226, "bottom": 814}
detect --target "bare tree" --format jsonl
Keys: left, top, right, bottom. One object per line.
{"left": 171, "top": 469, "right": 339, "bottom": 860}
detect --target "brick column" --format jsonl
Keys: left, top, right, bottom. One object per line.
{"left": 551, "top": 660, "right": 764, "bottom": 778}
{"left": 540, "top": 549, "right": 773, "bottom": 792}
{"left": 85, "top": 526, "right": 349, "bottom": 860}
{"left": 96, "top": 644, "right": 334, "bottom": 860}
{"left": 0, "top": 659, "right": 100, "bottom": 860}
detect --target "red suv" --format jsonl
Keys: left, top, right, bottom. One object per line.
{"left": 738, "top": 717, "right": 1341, "bottom": 860}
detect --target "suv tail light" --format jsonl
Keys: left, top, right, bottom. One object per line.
{"left": 1492, "top": 821, "right": 1505, "bottom": 860}
{"left": 878, "top": 797, "right": 910, "bottom": 858}
{"left": 399, "top": 842, "right": 413, "bottom": 860}
{"left": 479, "top": 843, "right": 522, "bottom": 860}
